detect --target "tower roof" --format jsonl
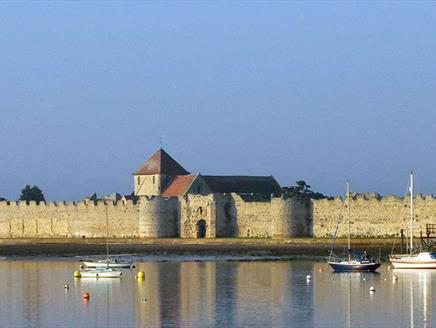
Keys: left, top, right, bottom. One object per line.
{"left": 134, "top": 148, "right": 190, "bottom": 175}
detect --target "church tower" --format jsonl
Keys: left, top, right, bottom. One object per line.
{"left": 133, "top": 148, "right": 190, "bottom": 196}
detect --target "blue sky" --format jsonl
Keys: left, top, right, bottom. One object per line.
{"left": 1, "top": 2, "right": 436, "bottom": 200}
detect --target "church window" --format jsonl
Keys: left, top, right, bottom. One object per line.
{"left": 137, "top": 176, "right": 141, "bottom": 185}
{"left": 197, "top": 186, "right": 201, "bottom": 194}
{"left": 153, "top": 176, "right": 155, "bottom": 184}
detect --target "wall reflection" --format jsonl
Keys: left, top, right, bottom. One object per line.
{"left": 134, "top": 260, "right": 313, "bottom": 327}
{"left": 0, "top": 260, "right": 434, "bottom": 327}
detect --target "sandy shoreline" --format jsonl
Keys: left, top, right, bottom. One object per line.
{"left": 0, "top": 238, "right": 397, "bottom": 258}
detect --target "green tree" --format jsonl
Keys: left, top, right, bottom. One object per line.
{"left": 282, "top": 180, "right": 330, "bottom": 200}
{"left": 19, "top": 185, "right": 45, "bottom": 202}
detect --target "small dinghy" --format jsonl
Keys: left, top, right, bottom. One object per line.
{"left": 80, "top": 267, "right": 122, "bottom": 278}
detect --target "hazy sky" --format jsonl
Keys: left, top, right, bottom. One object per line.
{"left": 1, "top": 2, "right": 436, "bottom": 200}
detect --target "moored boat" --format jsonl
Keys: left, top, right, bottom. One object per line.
{"left": 390, "top": 252, "right": 436, "bottom": 269}
{"left": 328, "top": 252, "right": 381, "bottom": 272}
{"left": 389, "top": 172, "right": 436, "bottom": 269}
{"left": 83, "top": 258, "right": 133, "bottom": 269}
{"left": 327, "top": 181, "right": 381, "bottom": 272}
{"left": 80, "top": 207, "right": 134, "bottom": 270}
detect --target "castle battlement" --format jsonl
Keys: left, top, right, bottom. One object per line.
{"left": 0, "top": 199, "right": 138, "bottom": 208}
{"left": 2, "top": 147, "right": 434, "bottom": 240}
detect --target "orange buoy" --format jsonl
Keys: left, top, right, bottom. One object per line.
{"left": 83, "top": 292, "right": 90, "bottom": 299}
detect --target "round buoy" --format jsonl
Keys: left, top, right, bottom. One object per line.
{"left": 384, "top": 278, "right": 387, "bottom": 281}
{"left": 83, "top": 292, "right": 90, "bottom": 299}
{"left": 306, "top": 274, "right": 311, "bottom": 280}
{"left": 74, "top": 271, "right": 81, "bottom": 278}
{"left": 392, "top": 275, "right": 398, "bottom": 281}
{"left": 137, "top": 271, "right": 145, "bottom": 279}
{"left": 363, "top": 278, "right": 366, "bottom": 281}
{"left": 369, "top": 286, "right": 375, "bottom": 292}
{"left": 64, "top": 284, "right": 69, "bottom": 290}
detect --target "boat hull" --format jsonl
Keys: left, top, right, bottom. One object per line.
{"left": 83, "top": 261, "right": 132, "bottom": 269}
{"left": 390, "top": 259, "right": 436, "bottom": 269}
{"left": 328, "top": 261, "right": 381, "bottom": 272}
{"left": 390, "top": 252, "right": 436, "bottom": 269}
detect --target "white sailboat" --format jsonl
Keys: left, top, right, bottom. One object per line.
{"left": 78, "top": 208, "right": 128, "bottom": 277}
{"left": 390, "top": 172, "right": 436, "bottom": 269}
{"left": 82, "top": 258, "right": 133, "bottom": 269}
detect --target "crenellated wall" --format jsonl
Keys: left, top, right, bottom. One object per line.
{"left": 0, "top": 200, "right": 139, "bottom": 238}
{"left": 312, "top": 194, "right": 436, "bottom": 238}
{"left": 3, "top": 192, "right": 432, "bottom": 240}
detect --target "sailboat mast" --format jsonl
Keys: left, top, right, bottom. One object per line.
{"left": 347, "top": 181, "right": 351, "bottom": 257}
{"left": 410, "top": 171, "right": 413, "bottom": 253}
{"left": 106, "top": 206, "right": 109, "bottom": 260}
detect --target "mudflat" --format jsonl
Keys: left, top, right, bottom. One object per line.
{"left": 0, "top": 238, "right": 396, "bottom": 257}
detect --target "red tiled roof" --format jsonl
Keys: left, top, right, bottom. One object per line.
{"left": 134, "top": 148, "right": 190, "bottom": 176}
{"left": 162, "top": 175, "right": 197, "bottom": 197}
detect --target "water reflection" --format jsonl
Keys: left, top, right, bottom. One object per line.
{"left": 0, "top": 260, "right": 434, "bottom": 327}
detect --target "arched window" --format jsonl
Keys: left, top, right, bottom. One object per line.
{"left": 137, "top": 176, "right": 141, "bottom": 185}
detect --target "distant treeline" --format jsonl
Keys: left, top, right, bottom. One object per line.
{"left": 281, "top": 180, "right": 332, "bottom": 200}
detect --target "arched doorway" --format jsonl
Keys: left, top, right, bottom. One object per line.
{"left": 196, "top": 219, "right": 206, "bottom": 238}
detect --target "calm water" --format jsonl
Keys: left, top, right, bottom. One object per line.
{"left": 0, "top": 259, "right": 433, "bottom": 327}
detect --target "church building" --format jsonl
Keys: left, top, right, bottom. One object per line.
{"left": 133, "top": 148, "right": 282, "bottom": 199}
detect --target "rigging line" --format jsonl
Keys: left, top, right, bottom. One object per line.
{"left": 391, "top": 233, "right": 397, "bottom": 256}
{"left": 329, "top": 202, "right": 345, "bottom": 256}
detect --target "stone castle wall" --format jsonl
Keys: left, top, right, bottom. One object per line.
{"left": 180, "top": 194, "right": 217, "bottom": 238}
{"left": 178, "top": 194, "right": 293, "bottom": 238}
{"left": 271, "top": 196, "right": 312, "bottom": 238}
{"left": 0, "top": 200, "right": 139, "bottom": 238}
{"left": 139, "top": 196, "right": 179, "bottom": 238}
{"left": 232, "top": 194, "right": 272, "bottom": 238}
{"left": 312, "top": 194, "right": 436, "bottom": 238}
{"left": 2, "top": 193, "right": 433, "bottom": 239}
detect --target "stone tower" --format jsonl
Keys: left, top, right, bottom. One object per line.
{"left": 133, "top": 148, "right": 190, "bottom": 196}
